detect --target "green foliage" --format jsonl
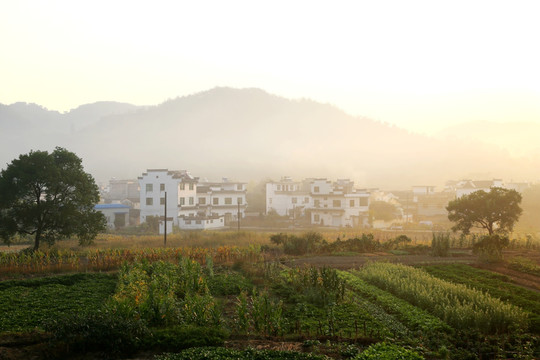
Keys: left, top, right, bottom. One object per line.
{"left": 369, "top": 201, "right": 399, "bottom": 222}
{"left": 110, "top": 258, "right": 220, "bottom": 327}
{"left": 508, "top": 256, "right": 540, "bottom": 277}
{"left": 431, "top": 233, "right": 450, "bottom": 257}
{"left": 447, "top": 187, "right": 522, "bottom": 235}
{"left": 421, "top": 264, "right": 540, "bottom": 334}
{"left": 473, "top": 234, "right": 509, "bottom": 262}
{"left": 208, "top": 271, "right": 252, "bottom": 296}
{"left": 283, "top": 267, "right": 346, "bottom": 306}
{"left": 270, "top": 232, "right": 324, "bottom": 255}
{"left": 0, "top": 273, "right": 117, "bottom": 332}
{"left": 155, "top": 346, "right": 331, "bottom": 360}
{"left": 147, "top": 326, "right": 227, "bottom": 351}
{"left": 354, "top": 342, "right": 424, "bottom": 360}
{"left": 0, "top": 147, "right": 106, "bottom": 250}
{"left": 320, "top": 234, "right": 381, "bottom": 253}
{"left": 43, "top": 306, "right": 149, "bottom": 355}
{"left": 357, "top": 262, "right": 528, "bottom": 334}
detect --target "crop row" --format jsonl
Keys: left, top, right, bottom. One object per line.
{"left": 355, "top": 262, "right": 528, "bottom": 334}
{"left": 421, "top": 264, "right": 540, "bottom": 333}
{"left": 0, "top": 245, "right": 261, "bottom": 276}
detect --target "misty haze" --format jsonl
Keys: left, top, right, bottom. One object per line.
{"left": 1, "top": 1, "right": 540, "bottom": 359}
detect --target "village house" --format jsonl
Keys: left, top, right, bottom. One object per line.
{"left": 138, "top": 169, "right": 247, "bottom": 231}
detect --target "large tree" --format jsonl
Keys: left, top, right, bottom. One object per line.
{"left": 0, "top": 147, "right": 106, "bottom": 250}
{"left": 446, "top": 187, "right": 522, "bottom": 235}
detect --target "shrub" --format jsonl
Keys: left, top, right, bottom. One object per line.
{"left": 431, "top": 233, "right": 450, "bottom": 257}
{"left": 473, "top": 235, "right": 509, "bottom": 262}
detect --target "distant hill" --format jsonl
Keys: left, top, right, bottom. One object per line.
{"left": 1, "top": 88, "right": 539, "bottom": 188}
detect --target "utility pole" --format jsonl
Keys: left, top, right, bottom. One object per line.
{"left": 237, "top": 198, "right": 241, "bottom": 232}
{"left": 164, "top": 191, "right": 167, "bottom": 247}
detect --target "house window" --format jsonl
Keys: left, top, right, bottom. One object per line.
{"left": 160, "top": 183, "right": 165, "bottom": 191}
{"left": 314, "top": 199, "right": 320, "bottom": 207}
{"left": 237, "top": 184, "right": 242, "bottom": 190}
{"left": 359, "top": 197, "right": 368, "bottom": 206}
{"left": 350, "top": 199, "right": 355, "bottom": 207}
{"left": 199, "top": 198, "right": 206, "bottom": 205}
{"left": 225, "top": 197, "right": 232, "bottom": 205}
{"left": 196, "top": 220, "right": 201, "bottom": 224}
{"left": 146, "top": 197, "right": 153, "bottom": 205}
{"left": 333, "top": 200, "right": 341, "bottom": 207}
{"left": 180, "top": 197, "right": 185, "bottom": 206}
{"left": 189, "top": 197, "right": 194, "bottom": 205}
{"left": 213, "top": 198, "right": 219, "bottom": 205}
{"left": 269, "top": 198, "right": 272, "bottom": 205}
{"left": 160, "top": 197, "right": 165, "bottom": 205}
{"left": 292, "top": 197, "right": 297, "bottom": 204}
{"left": 277, "top": 185, "right": 281, "bottom": 191}
{"left": 314, "top": 186, "right": 319, "bottom": 193}
{"left": 189, "top": 183, "right": 194, "bottom": 190}
{"left": 146, "top": 184, "right": 153, "bottom": 192}
{"left": 180, "top": 183, "right": 185, "bottom": 190}
{"left": 237, "top": 197, "right": 243, "bottom": 205}
{"left": 314, "top": 214, "right": 320, "bottom": 222}
{"left": 185, "top": 220, "right": 191, "bottom": 225}
{"left": 304, "top": 197, "right": 309, "bottom": 203}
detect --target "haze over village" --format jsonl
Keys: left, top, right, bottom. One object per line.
{"left": 2, "top": 1, "right": 540, "bottom": 359}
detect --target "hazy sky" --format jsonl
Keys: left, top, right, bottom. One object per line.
{"left": 1, "top": 0, "right": 539, "bottom": 134}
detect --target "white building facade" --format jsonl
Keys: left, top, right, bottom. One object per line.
{"left": 138, "top": 169, "right": 247, "bottom": 230}
{"left": 265, "top": 177, "right": 311, "bottom": 217}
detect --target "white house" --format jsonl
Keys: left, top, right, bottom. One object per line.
{"left": 454, "top": 179, "right": 503, "bottom": 198}
{"left": 138, "top": 169, "right": 198, "bottom": 228}
{"left": 309, "top": 179, "right": 370, "bottom": 227}
{"left": 265, "top": 177, "right": 311, "bottom": 217}
{"left": 138, "top": 169, "right": 247, "bottom": 230}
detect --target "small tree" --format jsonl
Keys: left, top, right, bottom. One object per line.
{"left": 447, "top": 187, "right": 522, "bottom": 262}
{"left": 0, "top": 147, "right": 106, "bottom": 250}
{"left": 446, "top": 187, "right": 522, "bottom": 236}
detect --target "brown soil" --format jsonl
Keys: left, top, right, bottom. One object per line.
{"left": 284, "top": 252, "right": 476, "bottom": 270}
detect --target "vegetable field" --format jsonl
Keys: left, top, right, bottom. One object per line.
{"left": 0, "top": 245, "right": 539, "bottom": 359}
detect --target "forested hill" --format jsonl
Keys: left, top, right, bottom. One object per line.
{"left": 1, "top": 88, "right": 537, "bottom": 188}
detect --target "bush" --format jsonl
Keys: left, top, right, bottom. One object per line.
{"left": 473, "top": 235, "right": 509, "bottom": 262}
{"left": 271, "top": 232, "right": 324, "bottom": 255}
{"left": 431, "top": 233, "right": 450, "bottom": 257}
{"left": 155, "top": 346, "right": 331, "bottom": 359}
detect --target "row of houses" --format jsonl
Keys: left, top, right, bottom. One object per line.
{"left": 99, "top": 171, "right": 531, "bottom": 231}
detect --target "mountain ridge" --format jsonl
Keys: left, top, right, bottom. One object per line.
{"left": 1, "top": 87, "right": 538, "bottom": 188}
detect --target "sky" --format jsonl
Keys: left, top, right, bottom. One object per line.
{"left": 1, "top": 0, "right": 539, "bottom": 135}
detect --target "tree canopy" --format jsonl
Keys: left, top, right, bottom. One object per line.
{"left": 446, "top": 187, "right": 522, "bottom": 235}
{"left": 0, "top": 147, "right": 106, "bottom": 250}
{"left": 369, "top": 201, "right": 399, "bottom": 222}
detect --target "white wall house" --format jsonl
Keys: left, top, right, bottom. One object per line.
{"left": 196, "top": 180, "right": 247, "bottom": 223}
{"left": 138, "top": 169, "right": 247, "bottom": 230}
{"left": 309, "top": 179, "right": 370, "bottom": 227}
{"left": 138, "top": 169, "right": 198, "bottom": 229}
{"left": 265, "top": 177, "right": 311, "bottom": 217}
{"left": 455, "top": 179, "right": 503, "bottom": 198}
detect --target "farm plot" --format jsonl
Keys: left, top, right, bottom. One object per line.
{"left": 353, "top": 262, "right": 528, "bottom": 334}
{"left": 0, "top": 273, "right": 117, "bottom": 332}
{"left": 421, "top": 264, "right": 540, "bottom": 333}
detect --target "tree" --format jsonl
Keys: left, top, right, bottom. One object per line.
{"left": 446, "top": 187, "right": 522, "bottom": 236}
{"left": 369, "top": 201, "right": 398, "bottom": 222}
{"left": 0, "top": 147, "right": 106, "bottom": 250}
